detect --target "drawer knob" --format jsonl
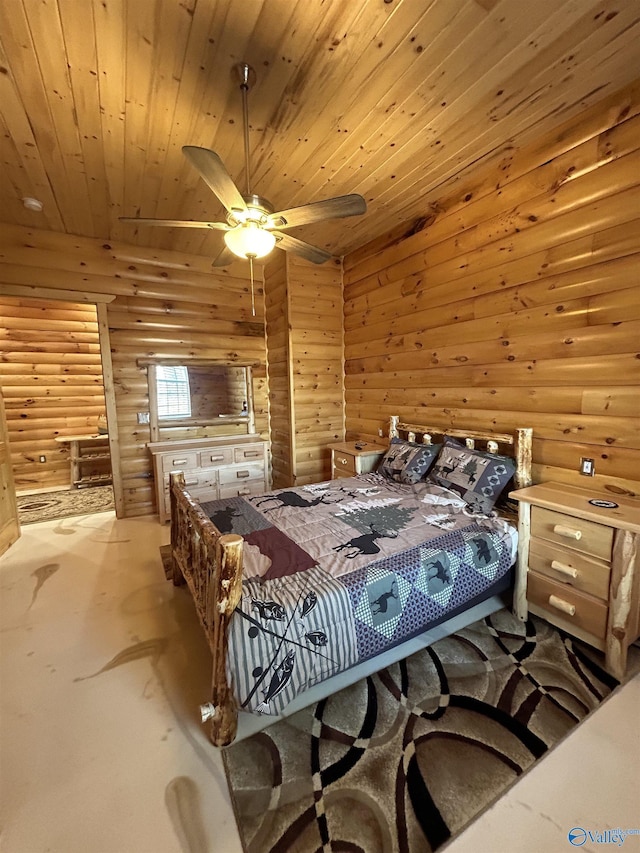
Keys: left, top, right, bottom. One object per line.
{"left": 185, "top": 478, "right": 198, "bottom": 487}
{"left": 548, "top": 594, "right": 576, "bottom": 617}
{"left": 172, "top": 458, "right": 188, "bottom": 466}
{"left": 244, "top": 451, "right": 261, "bottom": 458}
{"left": 339, "top": 457, "right": 348, "bottom": 465}
{"left": 550, "top": 560, "right": 579, "bottom": 579}
{"left": 553, "top": 523, "right": 582, "bottom": 541}
{"left": 236, "top": 470, "right": 250, "bottom": 479}
{"left": 210, "top": 455, "right": 224, "bottom": 462}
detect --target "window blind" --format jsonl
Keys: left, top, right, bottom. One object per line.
{"left": 156, "top": 365, "right": 191, "bottom": 419}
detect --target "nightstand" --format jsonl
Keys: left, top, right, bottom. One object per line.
{"left": 329, "top": 441, "right": 386, "bottom": 480}
{"left": 509, "top": 481, "right": 640, "bottom": 680}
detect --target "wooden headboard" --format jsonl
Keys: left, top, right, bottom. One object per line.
{"left": 388, "top": 415, "right": 533, "bottom": 491}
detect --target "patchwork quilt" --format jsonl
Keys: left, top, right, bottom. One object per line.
{"left": 200, "top": 473, "right": 517, "bottom": 715}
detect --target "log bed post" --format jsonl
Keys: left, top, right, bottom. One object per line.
{"left": 206, "top": 532, "right": 243, "bottom": 745}
{"left": 168, "top": 472, "right": 244, "bottom": 747}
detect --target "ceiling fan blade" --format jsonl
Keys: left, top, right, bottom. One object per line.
{"left": 275, "top": 233, "right": 333, "bottom": 265}
{"left": 211, "top": 244, "right": 238, "bottom": 268}
{"left": 268, "top": 194, "right": 366, "bottom": 229}
{"left": 182, "top": 146, "right": 247, "bottom": 214}
{"left": 119, "top": 217, "right": 229, "bottom": 230}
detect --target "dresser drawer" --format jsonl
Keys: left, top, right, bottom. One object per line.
{"left": 161, "top": 450, "right": 199, "bottom": 472}
{"left": 163, "top": 469, "right": 218, "bottom": 494}
{"left": 333, "top": 452, "right": 357, "bottom": 476}
{"left": 528, "top": 538, "right": 611, "bottom": 601}
{"left": 527, "top": 571, "right": 609, "bottom": 640}
{"left": 218, "top": 480, "right": 265, "bottom": 499}
{"left": 234, "top": 444, "right": 265, "bottom": 463}
{"left": 218, "top": 463, "right": 265, "bottom": 486}
{"left": 531, "top": 506, "right": 613, "bottom": 562}
{"left": 198, "top": 447, "right": 233, "bottom": 468}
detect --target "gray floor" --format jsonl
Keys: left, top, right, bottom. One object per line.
{"left": 1, "top": 510, "right": 638, "bottom": 853}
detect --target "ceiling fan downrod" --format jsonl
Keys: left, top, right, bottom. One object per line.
{"left": 233, "top": 62, "right": 256, "bottom": 197}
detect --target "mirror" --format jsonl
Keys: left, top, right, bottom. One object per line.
{"left": 145, "top": 361, "right": 255, "bottom": 441}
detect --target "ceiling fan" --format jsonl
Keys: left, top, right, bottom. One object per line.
{"left": 120, "top": 63, "right": 367, "bottom": 272}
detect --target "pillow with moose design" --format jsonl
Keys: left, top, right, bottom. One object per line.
{"left": 377, "top": 437, "right": 442, "bottom": 484}
{"left": 428, "top": 436, "right": 516, "bottom": 513}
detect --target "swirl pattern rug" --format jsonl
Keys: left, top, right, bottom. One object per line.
{"left": 16, "top": 486, "right": 115, "bottom": 524}
{"left": 223, "top": 610, "right": 637, "bottom": 853}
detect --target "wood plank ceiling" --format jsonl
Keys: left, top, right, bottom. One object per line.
{"left": 1, "top": 0, "right": 639, "bottom": 262}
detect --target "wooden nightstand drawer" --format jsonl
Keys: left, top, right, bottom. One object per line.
{"left": 329, "top": 442, "right": 386, "bottom": 479}
{"left": 531, "top": 505, "right": 613, "bottom": 562}
{"left": 528, "top": 538, "right": 611, "bottom": 600}
{"left": 527, "top": 571, "right": 609, "bottom": 641}
{"left": 333, "top": 452, "right": 357, "bottom": 476}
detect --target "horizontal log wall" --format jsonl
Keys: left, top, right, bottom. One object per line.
{"left": 264, "top": 254, "right": 292, "bottom": 489}
{"left": 343, "top": 83, "right": 640, "bottom": 495}
{"left": 0, "top": 296, "right": 107, "bottom": 490}
{"left": 287, "top": 256, "right": 344, "bottom": 485}
{"left": 264, "top": 254, "right": 344, "bottom": 488}
{"left": 0, "top": 225, "right": 268, "bottom": 517}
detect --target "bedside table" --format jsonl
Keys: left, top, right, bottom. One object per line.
{"left": 329, "top": 441, "right": 386, "bottom": 480}
{"left": 509, "top": 481, "right": 640, "bottom": 680}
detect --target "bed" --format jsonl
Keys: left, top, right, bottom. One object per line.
{"left": 165, "top": 416, "right": 532, "bottom": 746}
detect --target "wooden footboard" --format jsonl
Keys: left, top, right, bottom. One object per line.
{"left": 168, "top": 471, "right": 243, "bottom": 746}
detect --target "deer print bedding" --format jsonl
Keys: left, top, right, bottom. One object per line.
{"left": 200, "top": 473, "right": 517, "bottom": 716}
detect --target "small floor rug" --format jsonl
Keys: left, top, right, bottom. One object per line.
{"left": 223, "top": 609, "right": 638, "bottom": 853}
{"left": 16, "top": 486, "right": 115, "bottom": 524}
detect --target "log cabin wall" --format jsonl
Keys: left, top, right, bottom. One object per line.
{"left": 343, "top": 83, "right": 640, "bottom": 494}
{"left": 0, "top": 295, "right": 107, "bottom": 490}
{"left": 0, "top": 225, "right": 268, "bottom": 517}
{"left": 264, "top": 254, "right": 344, "bottom": 488}
{"left": 288, "top": 256, "right": 344, "bottom": 485}
{"left": 264, "top": 254, "right": 293, "bottom": 489}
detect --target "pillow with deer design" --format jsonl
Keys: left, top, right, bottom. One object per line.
{"left": 428, "top": 436, "right": 516, "bottom": 513}
{"left": 377, "top": 438, "right": 442, "bottom": 484}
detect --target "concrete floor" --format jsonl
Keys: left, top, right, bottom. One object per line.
{"left": 1, "top": 510, "right": 638, "bottom": 853}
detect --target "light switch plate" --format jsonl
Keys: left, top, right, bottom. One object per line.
{"left": 580, "top": 457, "right": 595, "bottom": 476}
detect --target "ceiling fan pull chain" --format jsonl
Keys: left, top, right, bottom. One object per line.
{"left": 249, "top": 255, "right": 256, "bottom": 317}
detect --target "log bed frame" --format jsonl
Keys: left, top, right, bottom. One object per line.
{"left": 165, "top": 416, "right": 533, "bottom": 747}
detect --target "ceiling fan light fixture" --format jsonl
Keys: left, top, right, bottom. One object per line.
{"left": 224, "top": 221, "right": 276, "bottom": 259}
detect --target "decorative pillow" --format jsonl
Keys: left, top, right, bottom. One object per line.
{"left": 377, "top": 438, "right": 442, "bottom": 484}
{"left": 428, "top": 437, "right": 516, "bottom": 513}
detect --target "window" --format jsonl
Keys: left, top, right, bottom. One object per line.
{"left": 156, "top": 365, "right": 191, "bottom": 419}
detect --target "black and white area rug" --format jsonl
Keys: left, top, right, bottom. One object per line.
{"left": 16, "top": 486, "right": 115, "bottom": 524}
{"left": 223, "top": 610, "right": 639, "bottom": 853}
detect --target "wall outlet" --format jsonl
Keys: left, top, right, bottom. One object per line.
{"left": 39, "top": 455, "right": 46, "bottom": 463}
{"left": 580, "top": 457, "right": 595, "bottom": 476}
{"left": 137, "top": 412, "right": 150, "bottom": 424}
{"left": 378, "top": 428, "right": 383, "bottom": 437}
